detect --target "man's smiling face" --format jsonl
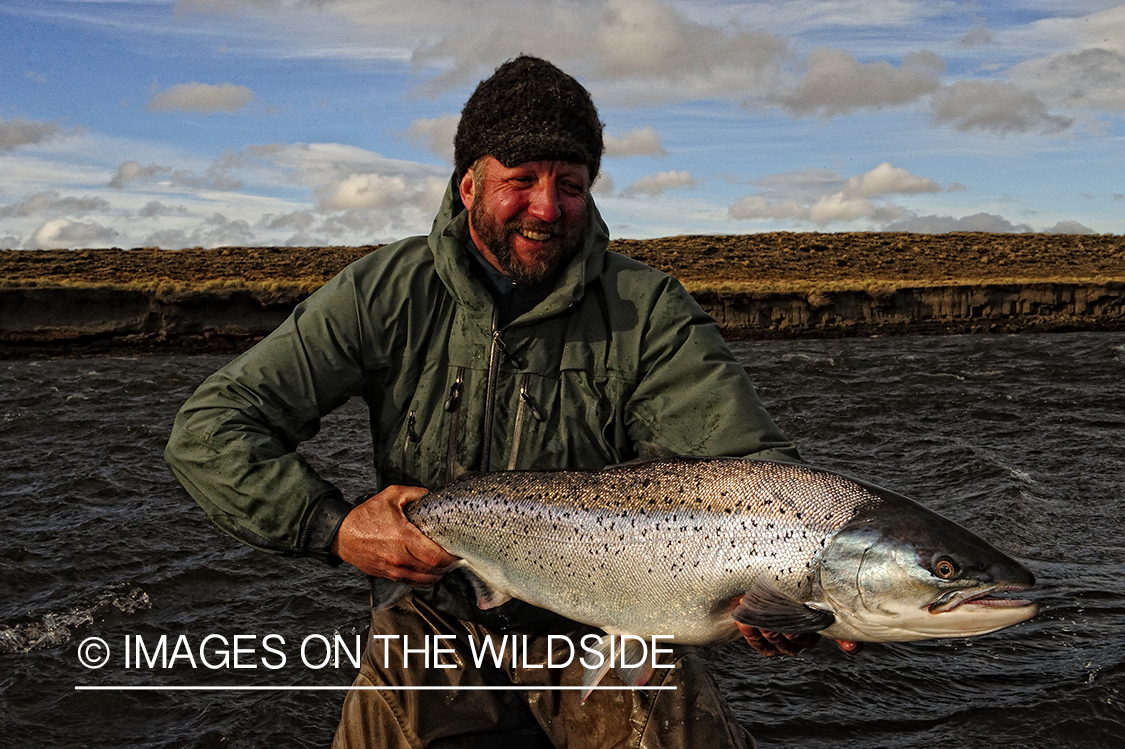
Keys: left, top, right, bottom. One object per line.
{"left": 460, "top": 156, "right": 590, "bottom": 285}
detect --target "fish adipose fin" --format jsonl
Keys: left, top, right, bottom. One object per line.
{"left": 732, "top": 581, "right": 835, "bottom": 634}
{"left": 580, "top": 635, "right": 655, "bottom": 702}
{"left": 462, "top": 569, "right": 512, "bottom": 610}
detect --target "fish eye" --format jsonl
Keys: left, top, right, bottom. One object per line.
{"left": 933, "top": 557, "right": 960, "bottom": 580}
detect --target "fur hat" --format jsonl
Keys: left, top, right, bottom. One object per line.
{"left": 454, "top": 56, "right": 603, "bottom": 180}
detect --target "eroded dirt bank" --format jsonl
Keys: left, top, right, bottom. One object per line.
{"left": 2, "top": 233, "right": 1123, "bottom": 356}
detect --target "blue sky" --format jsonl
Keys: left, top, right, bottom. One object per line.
{"left": 1, "top": 0, "right": 1122, "bottom": 249}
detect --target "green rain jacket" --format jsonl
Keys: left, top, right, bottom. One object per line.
{"left": 165, "top": 176, "right": 799, "bottom": 624}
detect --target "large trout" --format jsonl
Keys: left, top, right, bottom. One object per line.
{"left": 377, "top": 458, "right": 1037, "bottom": 691}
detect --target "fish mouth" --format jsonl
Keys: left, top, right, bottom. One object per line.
{"left": 928, "top": 584, "right": 1036, "bottom": 614}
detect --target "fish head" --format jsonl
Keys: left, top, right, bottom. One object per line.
{"left": 815, "top": 488, "right": 1037, "bottom": 642}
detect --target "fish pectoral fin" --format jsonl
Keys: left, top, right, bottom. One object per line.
{"left": 732, "top": 582, "right": 835, "bottom": 634}
{"left": 462, "top": 569, "right": 512, "bottom": 610}
{"left": 369, "top": 578, "right": 412, "bottom": 611}
{"left": 579, "top": 634, "right": 656, "bottom": 703}
{"left": 580, "top": 636, "right": 616, "bottom": 703}
{"left": 614, "top": 637, "right": 656, "bottom": 691}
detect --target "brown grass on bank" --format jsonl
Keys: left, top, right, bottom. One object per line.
{"left": 2, "top": 233, "right": 1123, "bottom": 295}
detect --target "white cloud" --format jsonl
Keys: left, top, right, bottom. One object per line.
{"left": 1012, "top": 48, "right": 1125, "bottom": 112}
{"left": 730, "top": 162, "right": 943, "bottom": 226}
{"left": 591, "top": 171, "right": 616, "bottom": 196}
{"left": 0, "top": 118, "right": 66, "bottom": 152}
{"left": 958, "top": 24, "right": 993, "bottom": 49}
{"left": 247, "top": 142, "right": 448, "bottom": 212}
{"left": 169, "top": 165, "right": 244, "bottom": 191}
{"left": 622, "top": 169, "right": 694, "bottom": 197}
{"left": 321, "top": 0, "right": 794, "bottom": 105}
{"left": 591, "top": 0, "right": 786, "bottom": 82}
{"left": 171, "top": 0, "right": 1122, "bottom": 133}
{"left": 2, "top": 132, "right": 457, "bottom": 249}
{"left": 728, "top": 194, "right": 810, "bottom": 222}
{"left": 843, "top": 162, "right": 940, "bottom": 198}
{"left": 405, "top": 114, "right": 460, "bottom": 161}
{"left": 27, "top": 218, "right": 118, "bottom": 249}
{"left": 142, "top": 213, "right": 254, "bottom": 249}
{"left": 147, "top": 82, "right": 255, "bottom": 113}
{"left": 109, "top": 161, "right": 172, "bottom": 189}
{"left": 731, "top": 189, "right": 898, "bottom": 225}
{"left": 931, "top": 80, "right": 1073, "bottom": 134}
{"left": 883, "top": 212, "right": 1033, "bottom": 233}
{"left": 240, "top": 142, "right": 450, "bottom": 242}
{"left": 321, "top": 173, "right": 410, "bottom": 210}
{"left": 773, "top": 49, "right": 944, "bottom": 117}
{"left": 1045, "top": 220, "right": 1094, "bottom": 235}
{"left": 139, "top": 200, "right": 190, "bottom": 218}
{"left": 1022, "top": 4, "right": 1125, "bottom": 54}
{"left": 604, "top": 127, "right": 667, "bottom": 158}
{"left": 0, "top": 191, "right": 109, "bottom": 218}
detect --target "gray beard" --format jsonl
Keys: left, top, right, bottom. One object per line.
{"left": 470, "top": 201, "right": 587, "bottom": 285}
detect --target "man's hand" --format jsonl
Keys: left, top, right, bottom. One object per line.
{"left": 736, "top": 622, "right": 864, "bottom": 657}
{"left": 330, "top": 485, "right": 459, "bottom": 584}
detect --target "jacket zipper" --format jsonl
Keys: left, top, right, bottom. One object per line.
{"left": 444, "top": 367, "right": 465, "bottom": 484}
{"left": 480, "top": 309, "right": 504, "bottom": 474}
{"left": 507, "top": 372, "right": 545, "bottom": 470}
{"left": 401, "top": 408, "right": 419, "bottom": 471}
{"left": 482, "top": 301, "right": 571, "bottom": 474}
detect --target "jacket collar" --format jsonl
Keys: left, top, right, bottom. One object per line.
{"left": 428, "top": 173, "right": 610, "bottom": 324}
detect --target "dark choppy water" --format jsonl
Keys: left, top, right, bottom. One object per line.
{"left": 2, "top": 333, "right": 1123, "bottom": 748}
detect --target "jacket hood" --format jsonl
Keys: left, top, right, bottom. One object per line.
{"left": 427, "top": 173, "right": 611, "bottom": 323}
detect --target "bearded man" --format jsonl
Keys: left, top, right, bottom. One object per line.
{"left": 167, "top": 56, "right": 807, "bottom": 748}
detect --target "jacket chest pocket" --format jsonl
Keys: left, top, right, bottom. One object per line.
{"left": 500, "top": 368, "right": 629, "bottom": 471}
{"left": 389, "top": 365, "right": 470, "bottom": 489}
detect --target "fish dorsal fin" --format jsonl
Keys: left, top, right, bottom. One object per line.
{"left": 369, "top": 578, "right": 412, "bottom": 611}
{"left": 462, "top": 568, "right": 513, "bottom": 610}
{"left": 732, "top": 580, "right": 835, "bottom": 634}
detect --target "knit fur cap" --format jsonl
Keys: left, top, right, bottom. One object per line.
{"left": 454, "top": 56, "right": 603, "bottom": 180}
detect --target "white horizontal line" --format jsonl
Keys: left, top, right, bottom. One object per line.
{"left": 74, "top": 685, "right": 677, "bottom": 692}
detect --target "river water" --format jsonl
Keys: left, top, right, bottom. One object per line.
{"left": 1, "top": 332, "right": 1122, "bottom": 748}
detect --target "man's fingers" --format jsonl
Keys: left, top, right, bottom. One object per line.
{"left": 332, "top": 484, "right": 457, "bottom": 580}
{"left": 405, "top": 535, "right": 459, "bottom": 570}
{"left": 736, "top": 622, "right": 821, "bottom": 657}
{"left": 391, "top": 486, "right": 429, "bottom": 509}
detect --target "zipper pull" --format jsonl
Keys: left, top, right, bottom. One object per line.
{"left": 492, "top": 329, "right": 508, "bottom": 354}
{"left": 519, "top": 382, "right": 546, "bottom": 422}
{"left": 444, "top": 371, "right": 464, "bottom": 412}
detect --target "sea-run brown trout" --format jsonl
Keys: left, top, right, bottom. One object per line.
{"left": 374, "top": 457, "right": 1037, "bottom": 693}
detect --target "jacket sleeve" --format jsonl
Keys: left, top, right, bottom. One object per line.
{"left": 164, "top": 270, "right": 371, "bottom": 562}
{"left": 625, "top": 275, "right": 802, "bottom": 463}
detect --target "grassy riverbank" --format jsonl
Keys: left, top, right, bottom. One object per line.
{"left": 2, "top": 233, "right": 1123, "bottom": 355}
{"left": 3, "top": 233, "right": 1123, "bottom": 293}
